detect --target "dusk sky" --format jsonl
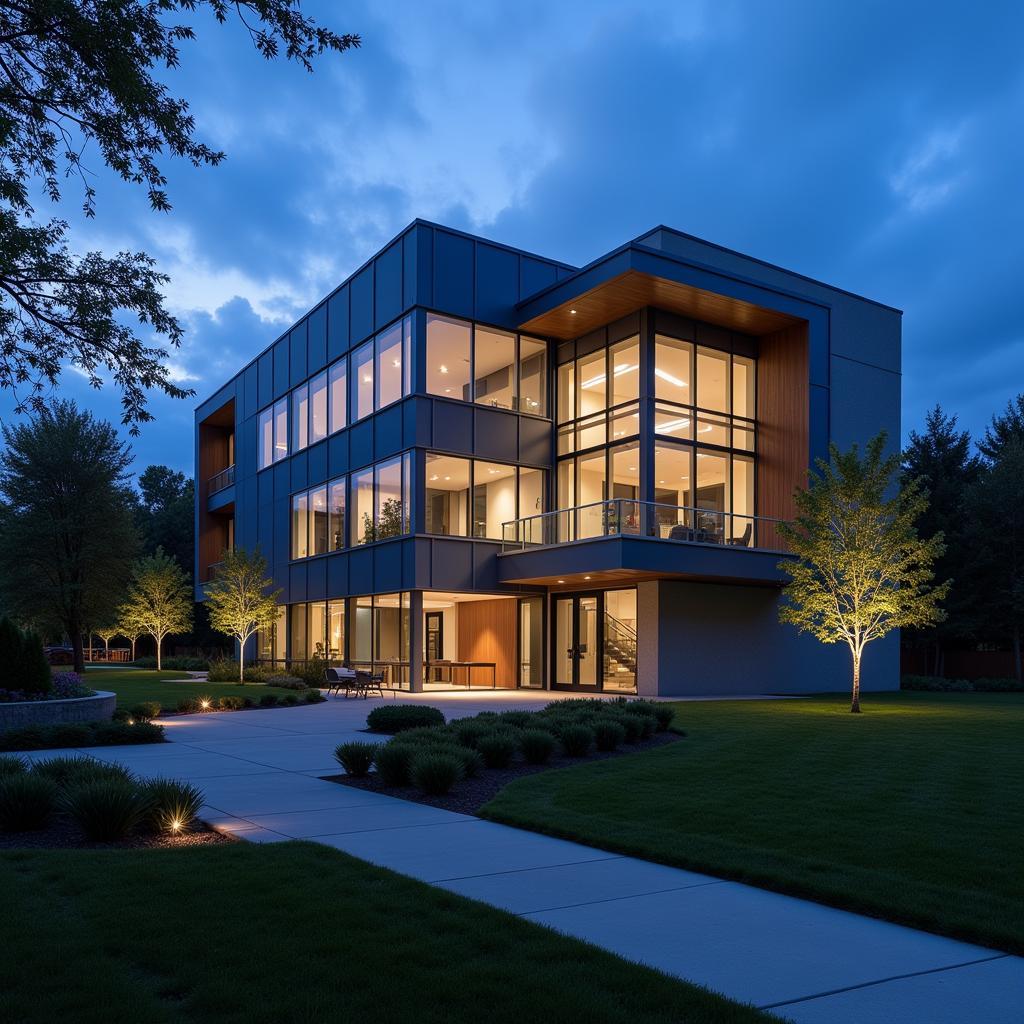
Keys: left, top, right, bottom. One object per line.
{"left": 6, "top": 0, "right": 1024, "bottom": 477}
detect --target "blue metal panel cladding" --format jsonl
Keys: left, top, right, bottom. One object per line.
{"left": 431, "top": 538, "right": 474, "bottom": 590}
{"left": 350, "top": 264, "right": 373, "bottom": 344}
{"left": 242, "top": 364, "right": 258, "bottom": 420}
{"left": 372, "top": 541, "right": 404, "bottom": 590}
{"left": 373, "top": 404, "right": 404, "bottom": 461}
{"left": 518, "top": 415, "right": 552, "bottom": 466}
{"left": 327, "top": 553, "right": 348, "bottom": 596}
{"left": 273, "top": 561, "right": 290, "bottom": 605}
{"left": 348, "top": 419, "right": 373, "bottom": 469}
{"left": 327, "top": 285, "right": 349, "bottom": 360}
{"left": 257, "top": 350, "right": 273, "bottom": 408}
{"left": 289, "top": 561, "right": 308, "bottom": 603}
{"left": 374, "top": 240, "right": 403, "bottom": 329}
{"left": 432, "top": 401, "right": 473, "bottom": 454}
{"left": 433, "top": 229, "right": 474, "bottom": 319}
{"left": 328, "top": 431, "right": 349, "bottom": 478}
{"left": 289, "top": 320, "right": 308, "bottom": 386}
{"left": 307, "top": 439, "right": 328, "bottom": 487}
{"left": 402, "top": 228, "right": 418, "bottom": 309}
{"left": 413, "top": 224, "right": 434, "bottom": 307}
{"left": 257, "top": 464, "right": 274, "bottom": 507}
{"left": 272, "top": 336, "right": 289, "bottom": 397}
{"left": 474, "top": 407, "right": 518, "bottom": 463}
{"left": 289, "top": 449, "right": 308, "bottom": 493}
{"left": 308, "top": 303, "right": 327, "bottom": 371}
{"left": 306, "top": 557, "right": 327, "bottom": 603}
{"left": 273, "top": 461, "right": 291, "bottom": 503}
{"left": 475, "top": 242, "right": 519, "bottom": 325}
{"left": 520, "top": 256, "right": 558, "bottom": 300}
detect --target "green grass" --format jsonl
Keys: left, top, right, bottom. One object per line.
{"left": 0, "top": 842, "right": 774, "bottom": 1024}
{"left": 81, "top": 668, "right": 306, "bottom": 710}
{"left": 482, "top": 692, "right": 1024, "bottom": 955}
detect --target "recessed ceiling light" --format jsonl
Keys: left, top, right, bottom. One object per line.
{"left": 439, "top": 365, "right": 448, "bottom": 374}
{"left": 429, "top": 475, "right": 439, "bottom": 482}
{"left": 557, "top": 579, "right": 565, "bottom": 584}
{"left": 362, "top": 375, "right": 371, "bottom": 384}
{"left": 583, "top": 576, "right": 591, "bottom": 580}
{"left": 392, "top": 359, "right": 400, "bottom": 368}
{"left": 569, "top": 309, "right": 577, "bottom": 315}
{"left": 444, "top": 387, "right": 452, "bottom": 393}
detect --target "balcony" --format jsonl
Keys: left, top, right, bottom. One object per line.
{"left": 208, "top": 464, "right": 235, "bottom": 495}
{"left": 498, "top": 499, "right": 791, "bottom": 587}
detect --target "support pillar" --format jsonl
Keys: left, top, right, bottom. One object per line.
{"left": 408, "top": 590, "right": 424, "bottom": 692}
{"left": 636, "top": 581, "right": 660, "bottom": 696}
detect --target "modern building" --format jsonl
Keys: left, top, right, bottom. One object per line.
{"left": 195, "top": 221, "right": 901, "bottom": 696}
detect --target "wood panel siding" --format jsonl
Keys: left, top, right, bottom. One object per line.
{"left": 197, "top": 402, "right": 234, "bottom": 582}
{"left": 519, "top": 270, "right": 800, "bottom": 340}
{"left": 457, "top": 598, "right": 518, "bottom": 687}
{"left": 756, "top": 323, "right": 809, "bottom": 534}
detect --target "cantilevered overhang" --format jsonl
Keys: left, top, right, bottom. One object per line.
{"left": 497, "top": 536, "right": 790, "bottom": 588}
{"left": 516, "top": 243, "right": 808, "bottom": 339}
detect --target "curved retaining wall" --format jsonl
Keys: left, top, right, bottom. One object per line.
{"left": 0, "top": 690, "right": 116, "bottom": 733}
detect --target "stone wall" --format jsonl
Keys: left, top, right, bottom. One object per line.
{"left": 0, "top": 691, "right": 116, "bottom": 734}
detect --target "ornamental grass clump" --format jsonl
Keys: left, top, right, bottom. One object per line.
{"left": 593, "top": 718, "right": 626, "bottom": 752}
{"left": 61, "top": 778, "right": 149, "bottom": 841}
{"left": 366, "top": 705, "right": 446, "bottom": 734}
{"left": 0, "top": 753, "right": 27, "bottom": 778}
{"left": 409, "top": 751, "right": 463, "bottom": 795}
{"left": 560, "top": 724, "right": 594, "bottom": 758}
{"left": 32, "top": 756, "right": 132, "bottom": 788}
{"left": 375, "top": 743, "right": 416, "bottom": 787}
{"left": 0, "top": 773, "right": 56, "bottom": 831}
{"left": 140, "top": 778, "right": 203, "bottom": 834}
{"left": 334, "top": 741, "right": 379, "bottom": 777}
{"left": 519, "top": 729, "right": 556, "bottom": 765}
{"left": 477, "top": 730, "right": 518, "bottom": 769}
{"left": 129, "top": 701, "right": 161, "bottom": 722}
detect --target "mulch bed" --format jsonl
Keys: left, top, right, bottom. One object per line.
{"left": 0, "top": 814, "right": 235, "bottom": 851}
{"left": 323, "top": 731, "right": 682, "bottom": 816}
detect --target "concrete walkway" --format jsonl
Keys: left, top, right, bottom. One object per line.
{"left": 24, "top": 692, "right": 1023, "bottom": 1022}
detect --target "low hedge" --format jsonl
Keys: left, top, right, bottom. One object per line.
{"left": 901, "top": 674, "right": 1024, "bottom": 693}
{"left": 0, "top": 720, "right": 164, "bottom": 752}
{"left": 132, "top": 656, "right": 210, "bottom": 671}
{"left": 366, "top": 705, "right": 446, "bottom": 734}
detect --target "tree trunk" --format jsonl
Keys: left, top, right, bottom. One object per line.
{"left": 239, "top": 639, "right": 245, "bottom": 683}
{"left": 104, "top": 637, "right": 110, "bottom": 660}
{"left": 155, "top": 633, "right": 162, "bottom": 671}
{"left": 130, "top": 638, "right": 136, "bottom": 661}
{"left": 851, "top": 649, "right": 862, "bottom": 713}
{"left": 71, "top": 631, "right": 85, "bottom": 675}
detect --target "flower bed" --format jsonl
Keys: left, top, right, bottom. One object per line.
{"left": 0, "top": 689, "right": 116, "bottom": 736}
{"left": 324, "top": 698, "right": 681, "bottom": 815}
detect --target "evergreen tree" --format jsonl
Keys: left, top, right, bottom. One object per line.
{"left": 978, "top": 394, "right": 1024, "bottom": 462}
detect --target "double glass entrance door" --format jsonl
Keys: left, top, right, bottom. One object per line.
{"left": 554, "top": 594, "right": 599, "bottom": 688}
{"left": 553, "top": 590, "right": 638, "bottom": 691}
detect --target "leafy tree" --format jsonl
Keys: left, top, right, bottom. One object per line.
{"left": 964, "top": 442, "right": 1024, "bottom": 681}
{"left": 778, "top": 433, "right": 949, "bottom": 712}
{"left": 978, "top": 394, "right": 1024, "bottom": 462}
{"left": 117, "top": 613, "right": 144, "bottom": 663}
{"left": 0, "top": 401, "right": 139, "bottom": 672}
{"left": 135, "top": 465, "right": 194, "bottom": 569}
{"left": 0, "top": 616, "right": 47, "bottom": 694}
{"left": 901, "top": 406, "right": 983, "bottom": 673}
{"left": 205, "top": 548, "right": 281, "bottom": 681}
{"left": 95, "top": 626, "right": 120, "bottom": 661}
{"left": 120, "top": 547, "right": 192, "bottom": 670}
{"left": 0, "top": 2, "right": 358, "bottom": 430}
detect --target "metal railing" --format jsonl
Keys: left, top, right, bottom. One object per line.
{"left": 208, "top": 464, "right": 235, "bottom": 494}
{"left": 501, "top": 499, "right": 789, "bottom": 552}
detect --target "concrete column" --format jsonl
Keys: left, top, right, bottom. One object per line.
{"left": 408, "top": 590, "right": 424, "bottom": 692}
{"left": 636, "top": 581, "right": 660, "bottom": 696}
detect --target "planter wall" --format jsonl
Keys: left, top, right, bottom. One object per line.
{"left": 0, "top": 691, "right": 116, "bottom": 734}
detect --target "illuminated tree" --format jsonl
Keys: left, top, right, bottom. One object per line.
{"left": 96, "top": 626, "right": 120, "bottom": 661}
{"left": 778, "top": 433, "right": 948, "bottom": 712}
{"left": 121, "top": 548, "right": 192, "bottom": 670}
{"left": 205, "top": 548, "right": 281, "bottom": 682}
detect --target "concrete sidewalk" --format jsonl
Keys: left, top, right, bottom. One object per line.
{"left": 24, "top": 693, "right": 1023, "bottom": 1022}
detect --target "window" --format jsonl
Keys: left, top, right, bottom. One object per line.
{"left": 258, "top": 398, "right": 288, "bottom": 469}
{"left": 655, "top": 335, "right": 693, "bottom": 405}
{"left": 426, "top": 314, "right": 471, "bottom": 400}
{"left": 291, "top": 493, "right": 309, "bottom": 559}
{"left": 291, "top": 384, "right": 309, "bottom": 452}
{"left": 376, "top": 321, "right": 404, "bottom": 409}
{"left": 352, "top": 467, "right": 374, "bottom": 545}
{"left": 375, "top": 456, "right": 405, "bottom": 539}
{"left": 425, "top": 453, "right": 470, "bottom": 536}
{"left": 557, "top": 362, "right": 575, "bottom": 424}
{"left": 519, "top": 597, "right": 544, "bottom": 687}
{"left": 328, "top": 601, "right": 345, "bottom": 659}
{"left": 609, "top": 336, "right": 640, "bottom": 406}
{"left": 518, "top": 337, "right": 547, "bottom": 416}
{"left": 311, "top": 486, "right": 328, "bottom": 556}
{"left": 474, "top": 326, "right": 516, "bottom": 409}
{"left": 472, "top": 461, "right": 516, "bottom": 539}
{"left": 310, "top": 372, "right": 328, "bottom": 444}
{"left": 351, "top": 453, "right": 412, "bottom": 545}
{"left": 329, "top": 360, "right": 347, "bottom": 433}
{"left": 308, "top": 601, "right": 327, "bottom": 658}
{"left": 733, "top": 355, "right": 755, "bottom": 420}
{"left": 577, "top": 349, "right": 606, "bottom": 417}
{"left": 352, "top": 341, "right": 374, "bottom": 421}
{"left": 349, "top": 592, "right": 410, "bottom": 688}
{"left": 290, "top": 603, "right": 307, "bottom": 661}
{"left": 519, "top": 467, "right": 545, "bottom": 521}
{"left": 697, "top": 347, "right": 730, "bottom": 414}
{"left": 329, "top": 480, "right": 345, "bottom": 551}
{"left": 257, "top": 604, "right": 286, "bottom": 663}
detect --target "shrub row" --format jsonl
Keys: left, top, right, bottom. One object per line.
{"left": 901, "top": 674, "right": 1024, "bottom": 693}
{"left": 133, "top": 656, "right": 211, "bottom": 671}
{"left": 0, "top": 754, "right": 203, "bottom": 839}
{"left": 0, "top": 720, "right": 164, "bottom": 752}
{"left": 171, "top": 688, "right": 325, "bottom": 715}
{"left": 206, "top": 658, "right": 330, "bottom": 687}
{"left": 336, "top": 697, "right": 676, "bottom": 797}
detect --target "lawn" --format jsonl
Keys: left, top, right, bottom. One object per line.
{"left": 482, "top": 692, "right": 1024, "bottom": 955}
{"left": 0, "top": 842, "right": 774, "bottom": 1024}
{"left": 81, "top": 667, "right": 308, "bottom": 710}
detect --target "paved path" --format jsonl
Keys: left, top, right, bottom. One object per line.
{"left": 24, "top": 692, "right": 1023, "bottom": 1022}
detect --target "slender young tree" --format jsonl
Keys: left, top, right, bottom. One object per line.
{"left": 205, "top": 548, "right": 282, "bottom": 682}
{"left": 95, "top": 626, "right": 119, "bottom": 662}
{"left": 0, "top": 2, "right": 358, "bottom": 429}
{"left": 118, "top": 615, "right": 144, "bottom": 663}
{"left": 0, "top": 402, "right": 139, "bottom": 672}
{"left": 120, "top": 548, "right": 192, "bottom": 670}
{"left": 778, "top": 433, "right": 949, "bottom": 712}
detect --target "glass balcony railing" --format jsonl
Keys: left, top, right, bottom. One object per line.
{"left": 208, "top": 464, "right": 235, "bottom": 495}
{"left": 501, "top": 499, "right": 789, "bottom": 552}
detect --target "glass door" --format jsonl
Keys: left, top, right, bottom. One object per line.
{"left": 552, "top": 594, "right": 601, "bottom": 690}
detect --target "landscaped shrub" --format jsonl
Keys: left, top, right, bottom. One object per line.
{"left": 614, "top": 712, "right": 643, "bottom": 743}
{"left": 560, "top": 724, "right": 594, "bottom": 757}
{"left": 973, "top": 677, "right": 1024, "bottom": 692}
{"left": 206, "top": 658, "right": 238, "bottom": 682}
{"left": 593, "top": 718, "right": 626, "bottom": 751}
{"left": 140, "top": 778, "right": 204, "bottom": 834}
{"left": 651, "top": 704, "right": 675, "bottom": 731}
{"left": 451, "top": 719, "right": 492, "bottom": 749}
{"left": 335, "top": 741, "right": 379, "bottom": 777}
{"left": 177, "top": 697, "right": 201, "bottom": 714}
{"left": 258, "top": 693, "right": 279, "bottom": 708}
{"left": 61, "top": 778, "right": 149, "bottom": 840}
{"left": 288, "top": 654, "right": 327, "bottom": 688}
{"left": 219, "top": 696, "right": 244, "bottom": 711}
{"left": 130, "top": 701, "right": 161, "bottom": 722}
{"left": 133, "top": 656, "right": 210, "bottom": 671}
{"left": 305, "top": 688, "right": 325, "bottom": 704}
{"left": 50, "top": 672, "right": 94, "bottom": 699}
{"left": 627, "top": 712, "right": 655, "bottom": 739}
{"left": 0, "top": 617, "right": 51, "bottom": 695}
{"left": 519, "top": 729, "right": 556, "bottom": 764}
{"left": 266, "top": 675, "right": 307, "bottom": 690}
{"left": 375, "top": 743, "right": 416, "bottom": 786}
{"left": 0, "top": 720, "right": 163, "bottom": 752}
{"left": 282, "top": 693, "right": 300, "bottom": 706}
{"left": 0, "top": 754, "right": 26, "bottom": 778}
{"left": 366, "top": 705, "right": 446, "bottom": 734}
{"left": 409, "top": 751, "right": 463, "bottom": 795}
{"left": 900, "top": 674, "right": 1024, "bottom": 693}
{"left": 19, "top": 629, "right": 51, "bottom": 695}
{"left": 451, "top": 745, "right": 484, "bottom": 778}
{"left": 47, "top": 723, "right": 93, "bottom": 747}
{"left": 31, "top": 756, "right": 132, "bottom": 787}
{"left": 0, "top": 773, "right": 57, "bottom": 830}
{"left": 477, "top": 730, "right": 518, "bottom": 769}
{"left": 497, "top": 710, "right": 535, "bottom": 729}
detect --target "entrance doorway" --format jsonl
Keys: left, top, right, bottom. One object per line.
{"left": 425, "top": 611, "right": 443, "bottom": 662}
{"left": 552, "top": 589, "right": 637, "bottom": 692}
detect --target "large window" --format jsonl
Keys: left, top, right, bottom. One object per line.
{"left": 329, "top": 360, "right": 346, "bottom": 433}
{"left": 310, "top": 372, "right": 328, "bottom": 444}
{"left": 291, "top": 384, "right": 309, "bottom": 452}
{"left": 425, "top": 454, "right": 546, "bottom": 540}
{"left": 352, "top": 453, "right": 412, "bottom": 545}
{"left": 258, "top": 397, "right": 289, "bottom": 470}
{"left": 292, "top": 478, "right": 344, "bottom": 560}
{"left": 426, "top": 314, "right": 549, "bottom": 415}
{"left": 375, "top": 320, "right": 408, "bottom": 409}
{"left": 351, "top": 340, "right": 374, "bottom": 421}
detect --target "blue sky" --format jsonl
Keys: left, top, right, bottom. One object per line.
{"left": 7, "top": 0, "right": 1024, "bottom": 476}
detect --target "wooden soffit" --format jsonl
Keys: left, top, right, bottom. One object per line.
{"left": 518, "top": 269, "right": 799, "bottom": 340}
